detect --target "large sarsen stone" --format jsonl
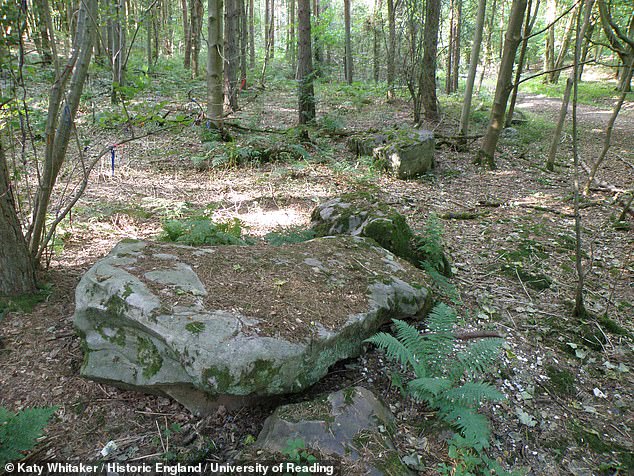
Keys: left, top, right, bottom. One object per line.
{"left": 74, "top": 236, "right": 431, "bottom": 413}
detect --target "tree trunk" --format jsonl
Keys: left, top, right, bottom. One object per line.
{"left": 182, "top": 0, "right": 191, "bottom": 68}
{"left": 33, "top": 0, "right": 53, "bottom": 64}
{"left": 546, "top": 0, "right": 595, "bottom": 172}
{"left": 477, "top": 0, "right": 497, "bottom": 94}
{"left": 224, "top": 0, "right": 240, "bottom": 110}
{"left": 544, "top": 0, "right": 556, "bottom": 82}
{"left": 451, "top": 0, "right": 462, "bottom": 93}
{"left": 240, "top": 0, "right": 247, "bottom": 82}
{"left": 459, "top": 0, "right": 487, "bottom": 138}
{"left": 505, "top": 0, "right": 540, "bottom": 128}
{"left": 585, "top": 60, "right": 633, "bottom": 193}
{"left": 344, "top": 0, "right": 353, "bottom": 84}
{"left": 110, "top": 0, "right": 127, "bottom": 103}
{"left": 476, "top": 0, "right": 528, "bottom": 168}
{"left": 208, "top": 0, "right": 224, "bottom": 127}
{"left": 297, "top": 0, "right": 315, "bottom": 124}
{"left": 551, "top": 4, "right": 577, "bottom": 83}
{"left": 191, "top": 0, "right": 203, "bottom": 77}
{"left": 372, "top": 0, "right": 383, "bottom": 83}
{"left": 313, "top": 0, "right": 322, "bottom": 73}
{"left": 288, "top": 0, "right": 296, "bottom": 72}
{"left": 249, "top": 0, "right": 255, "bottom": 68}
{"left": 28, "top": 0, "right": 97, "bottom": 260}
{"left": 0, "top": 141, "right": 37, "bottom": 296}
{"left": 269, "top": 0, "right": 276, "bottom": 59}
{"left": 446, "top": 0, "right": 461, "bottom": 94}
{"left": 386, "top": 0, "right": 396, "bottom": 100}
{"left": 421, "top": 0, "right": 441, "bottom": 121}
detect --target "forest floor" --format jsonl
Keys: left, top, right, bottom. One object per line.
{"left": 0, "top": 69, "right": 633, "bottom": 475}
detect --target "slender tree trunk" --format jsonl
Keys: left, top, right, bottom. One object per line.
{"left": 208, "top": 0, "right": 224, "bottom": 127}
{"left": 546, "top": 0, "right": 595, "bottom": 171}
{"left": 585, "top": 60, "right": 633, "bottom": 193}
{"left": 505, "top": 0, "right": 540, "bottom": 127}
{"left": 544, "top": 0, "right": 556, "bottom": 81}
{"left": 451, "top": 0, "right": 462, "bottom": 93}
{"left": 191, "top": 0, "right": 203, "bottom": 77}
{"left": 29, "top": 0, "right": 97, "bottom": 260}
{"left": 249, "top": 0, "right": 255, "bottom": 68}
{"left": 459, "top": 0, "right": 487, "bottom": 139}
{"left": 446, "top": 0, "right": 461, "bottom": 94}
{"left": 110, "top": 0, "right": 127, "bottom": 103}
{"left": 269, "top": 0, "right": 275, "bottom": 58}
{"left": 421, "top": 0, "right": 441, "bottom": 121}
{"left": 344, "top": 0, "right": 353, "bottom": 84}
{"left": 33, "top": 0, "right": 53, "bottom": 64}
{"left": 288, "top": 0, "right": 296, "bottom": 72}
{"left": 477, "top": 0, "right": 496, "bottom": 94}
{"left": 551, "top": 5, "right": 577, "bottom": 83}
{"left": 297, "top": 0, "right": 315, "bottom": 123}
{"left": 224, "top": 0, "right": 240, "bottom": 110}
{"left": 0, "top": 141, "right": 37, "bottom": 296}
{"left": 313, "top": 0, "right": 322, "bottom": 73}
{"left": 373, "top": 0, "right": 383, "bottom": 83}
{"left": 476, "top": 0, "right": 528, "bottom": 168}
{"left": 183, "top": 0, "right": 191, "bottom": 68}
{"left": 240, "top": 0, "right": 247, "bottom": 81}
{"left": 386, "top": 0, "right": 396, "bottom": 99}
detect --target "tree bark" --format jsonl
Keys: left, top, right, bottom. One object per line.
{"left": 546, "top": 0, "right": 595, "bottom": 171}
{"left": 224, "top": 0, "right": 240, "bottom": 110}
{"left": 249, "top": 0, "right": 255, "bottom": 68}
{"left": 297, "top": 0, "right": 315, "bottom": 124}
{"left": 551, "top": 4, "right": 577, "bottom": 83}
{"left": 344, "top": 0, "right": 353, "bottom": 84}
{"left": 28, "top": 0, "right": 97, "bottom": 260}
{"left": 476, "top": 0, "right": 528, "bottom": 168}
{"left": 386, "top": 0, "right": 396, "bottom": 100}
{"left": 0, "top": 141, "right": 37, "bottom": 296}
{"left": 505, "top": 0, "right": 540, "bottom": 128}
{"left": 208, "top": 0, "right": 224, "bottom": 127}
{"left": 544, "top": 0, "right": 556, "bottom": 82}
{"left": 459, "top": 0, "right": 487, "bottom": 139}
{"left": 421, "top": 0, "right": 441, "bottom": 121}
{"left": 190, "top": 0, "right": 203, "bottom": 77}
{"left": 287, "top": 0, "right": 296, "bottom": 72}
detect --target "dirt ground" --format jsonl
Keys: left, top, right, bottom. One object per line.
{"left": 0, "top": 77, "right": 632, "bottom": 475}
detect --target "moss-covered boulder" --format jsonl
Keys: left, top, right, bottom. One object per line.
{"left": 311, "top": 193, "right": 417, "bottom": 263}
{"left": 74, "top": 237, "right": 431, "bottom": 414}
{"left": 311, "top": 194, "right": 452, "bottom": 277}
{"left": 373, "top": 129, "right": 435, "bottom": 179}
{"left": 253, "top": 386, "right": 415, "bottom": 475}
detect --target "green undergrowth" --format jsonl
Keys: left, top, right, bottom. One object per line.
{"left": 0, "top": 406, "right": 57, "bottom": 465}
{"left": 0, "top": 287, "right": 52, "bottom": 316}
{"left": 161, "top": 216, "right": 251, "bottom": 246}
{"left": 367, "top": 303, "right": 513, "bottom": 475}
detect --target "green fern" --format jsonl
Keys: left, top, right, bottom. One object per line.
{"left": 366, "top": 303, "right": 504, "bottom": 453}
{"left": 0, "top": 406, "right": 57, "bottom": 465}
{"left": 161, "top": 217, "right": 250, "bottom": 246}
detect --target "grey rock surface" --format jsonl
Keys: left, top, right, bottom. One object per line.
{"left": 373, "top": 129, "right": 435, "bottom": 179}
{"left": 255, "top": 386, "right": 414, "bottom": 475}
{"left": 74, "top": 237, "right": 431, "bottom": 413}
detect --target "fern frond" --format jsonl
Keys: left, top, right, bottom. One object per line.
{"left": 442, "top": 382, "right": 506, "bottom": 406}
{"left": 0, "top": 406, "right": 57, "bottom": 465}
{"left": 392, "top": 319, "right": 427, "bottom": 358}
{"left": 408, "top": 377, "right": 452, "bottom": 399}
{"left": 365, "top": 330, "right": 415, "bottom": 369}
{"left": 426, "top": 302, "right": 457, "bottom": 334}
{"left": 442, "top": 406, "right": 492, "bottom": 451}
{"left": 452, "top": 338, "right": 504, "bottom": 379}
